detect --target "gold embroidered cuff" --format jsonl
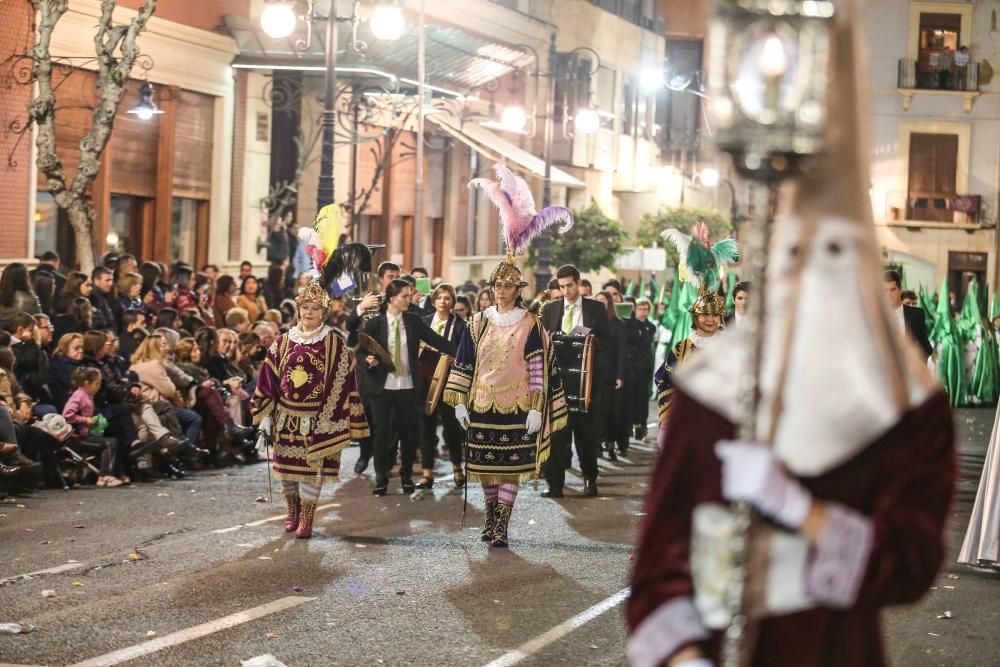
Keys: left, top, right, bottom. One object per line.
{"left": 530, "top": 390, "right": 545, "bottom": 413}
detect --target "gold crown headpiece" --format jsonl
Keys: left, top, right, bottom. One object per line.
{"left": 689, "top": 283, "right": 726, "bottom": 317}
{"left": 295, "top": 278, "right": 331, "bottom": 310}
{"left": 488, "top": 254, "right": 529, "bottom": 289}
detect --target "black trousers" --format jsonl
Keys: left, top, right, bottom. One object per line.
{"left": 419, "top": 403, "right": 464, "bottom": 470}
{"left": 371, "top": 388, "right": 419, "bottom": 487}
{"left": 545, "top": 409, "right": 599, "bottom": 490}
{"left": 357, "top": 394, "right": 375, "bottom": 462}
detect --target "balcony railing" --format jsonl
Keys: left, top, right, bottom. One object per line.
{"left": 898, "top": 58, "right": 981, "bottom": 92}
{"left": 878, "top": 190, "right": 984, "bottom": 225}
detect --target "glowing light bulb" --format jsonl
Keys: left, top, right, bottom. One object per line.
{"left": 136, "top": 108, "right": 154, "bottom": 121}
{"left": 699, "top": 167, "right": 720, "bottom": 188}
{"left": 370, "top": 4, "right": 405, "bottom": 41}
{"left": 758, "top": 34, "right": 787, "bottom": 78}
{"left": 260, "top": 3, "right": 296, "bottom": 39}
{"left": 574, "top": 108, "right": 600, "bottom": 135}
{"left": 500, "top": 106, "right": 527, "bottom": 132}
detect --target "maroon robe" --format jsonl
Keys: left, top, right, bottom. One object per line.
{"left": 627, "top": 388, "right": 955, "bottom": 666}
{"left": 251, "top": 328, "right": 370, "bottom": 482}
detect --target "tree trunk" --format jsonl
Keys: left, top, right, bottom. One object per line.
{"left": 66, "top": 200, "right": 97, "bottom": 273}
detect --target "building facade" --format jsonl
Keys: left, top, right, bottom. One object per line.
{"left": 866, "top": 0, "right": 1000, "bottom": 297}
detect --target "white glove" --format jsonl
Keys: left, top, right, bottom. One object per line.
{"left": 454, "top": 404, "right": 470, "bottom": 430}
{"left": 259, "top": 416, "right": 273, "bottom": 436}
{"left": 525, "top": 409, "right": 543, "bottom": 435}
{"left": 715, "top": 440, "right": 812, "bottom": 529}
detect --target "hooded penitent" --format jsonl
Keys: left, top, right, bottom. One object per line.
{"left": 678, "top": 0, "right": 936, "bottom": 477}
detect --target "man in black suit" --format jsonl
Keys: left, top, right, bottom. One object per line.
{"left": 347, "top": 260, "right": 400, "bottom": 474}
{"left": 625, "top": 298, "right": 657, "bottom": 443}
{"left": 539, "top": 265, "right": 613, "bottom": 497}
{"left": 883, "top": 270, "right": 933, "bottom": 360}
{"left": 30, "top": 251, "right": 66, "bottom": 295}
{"left": 357, "top": 279, "right": 456, "bottom": 496}
{"left": 417, "top": 283, "right": 467, "bottom": 489}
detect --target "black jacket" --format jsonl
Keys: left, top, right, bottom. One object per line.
{"left": 625, "top": 317, "right": 657, "bottom": 371}
{"left": 47, "top": 354, "right": 82, "bottom": 411}
{"left": 356, "top": 311, "right": 456, "bottom": 398}
{"left": 903, "top": 305, "right": 933, "bottom": 360}
{"left": 11, "top": 338, "right": 51, "bottom": 403}
{"left": 540, "top": 298, "right": 614, "bottom": 381}
{"left": 90, "top": 288, "right": 116, "bottom": 332}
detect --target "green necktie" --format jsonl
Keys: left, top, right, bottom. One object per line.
{"left": 393, "top": 318, "right": 402, "bottom": 374}
{"left": 562, "top": 303, "right": 575, "bottom": 334}
{"left": 434, "top": 319, "right": 445, "bottom": 336}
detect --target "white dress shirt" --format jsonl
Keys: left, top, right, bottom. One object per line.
{"left": 894, "top": 304, "right": 906, "bottom": 334}
{"left": 562, "top": 297, "right": 584, "bottom": 332}
{"left": 385, "top": 311, "right": 414, "bottom": 390}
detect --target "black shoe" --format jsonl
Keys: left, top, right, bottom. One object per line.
{"left": 0, "top": 463, "right": 22, "bottom": 477}
{"left": 582, "top": 478, "right": 598, "bottom": 497}
{"left": 353, "top": 457, "right": 369, "bottom": 474}
{"left": 540, "top": 488, "right": 564, "bottom": 499}
{"left": 415, "top": 476, "right": 434, "bottom": 490}
{"left": 401, "top": 479, "right": 415, "bottom": 494}
{"left": 166, "top": 464, "right": 186, "bottom": 479}
{"left": 129, "top": 439, "right": 159, "bottom": 460}
{"left": 606, "top": 445, "right": 618, "bottom": 462}
{"left": 372, "top": 485, "right": 388, "bottom": 497}
{"left": 224, "top": 420, "right": 254, "bottom": 441}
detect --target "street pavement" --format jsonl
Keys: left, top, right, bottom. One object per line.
{"left": 0, "top": 407, "right": 997, "bottom": 666}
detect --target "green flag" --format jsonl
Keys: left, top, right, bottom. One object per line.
{"left": 929, "top": 277, "right": 968, "bottom": 407}
{"left": 669, "top": 281, "right": 696, "bottom": 348}
{"left": 724, "top": 272, "right": 739, "bottom": 313}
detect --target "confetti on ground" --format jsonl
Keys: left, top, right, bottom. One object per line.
{"left": 41, "top": 590, "right": 55, "bottom": 598}
{"left": 936, "top": 611, "right": 952, "bottom": 619}
{"left": 146, "top": 630, "right": 157, "bottom": 637}
{"left": 71, "top": 581, "right": 83, "bottom": 588}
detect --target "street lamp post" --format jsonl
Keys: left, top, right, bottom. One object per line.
{"left": 260, "top": 1, "right": 404, "bottom": 214}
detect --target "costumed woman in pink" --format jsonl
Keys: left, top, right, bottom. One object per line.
{"left": 251, "top": 278, "right": 369, "bottom": 538}
{"left": 627, "top": 2, "right": 955, "bottom": 665}
{"left": 445, "top": 164, "right": 570, "bottom": 548}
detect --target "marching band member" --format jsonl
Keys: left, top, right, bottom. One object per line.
{"left": 540, "top": 265, "right": 613, "bottom": 497}
{"left": 417, "top": 283, "right": 467, "bottom": 489}
{"left": 357, "top": 279, "right": 455, "bottom": 496}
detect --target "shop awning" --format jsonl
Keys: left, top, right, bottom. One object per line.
{"left": 427, "top": 114, "right": 586, "bottom": 188}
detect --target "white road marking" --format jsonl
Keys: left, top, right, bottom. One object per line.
{"left": 0, "top": 561, "right": 86, "bottom": 586}
{"left": 68, "top": 596, "right": 315, "bottom": 667}
{"left": 481, "top": 587, "right": 630, "bottom": 667}
{"left": 211, "top": 503, "right": 341, "bottom": 534}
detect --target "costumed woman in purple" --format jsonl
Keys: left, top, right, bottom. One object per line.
{"left": 250, "top": 278, "right": 369, "bottom": 539}
{"left": 445, "top": 164, "right": 569, "bottom": 548}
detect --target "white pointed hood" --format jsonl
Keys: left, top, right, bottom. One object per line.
{"left": 676, "top": 0, "right": 937, "bottom": 476}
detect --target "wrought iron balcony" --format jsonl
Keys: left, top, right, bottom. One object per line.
{"left": 896, "top": 58, "right": 982, "bottom": 112}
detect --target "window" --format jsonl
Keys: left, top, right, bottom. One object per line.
{"left": 34, "top": 192, "right": 61, "bottom": 259}
{"left": 622, "top": 75, "right": 638, "bottom": 137}
{"left": 908, "top": 3, "right": 972, "bottom": 88}
{"left": 948, "top": 252, "right": 986, "bottom": 306}
{"left": 171, "top": 197, "right": 199, "bottom": 264}
{"left": 901, "top": 122, "right": 970, "bottom": 223}
{"left": 657, "top": 39, "right": 703, "bottom": 151}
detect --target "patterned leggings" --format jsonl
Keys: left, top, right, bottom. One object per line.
{"left": 281, "top": 480, "right": 323, "bottom": 503}
{"left": 482, "top": 482, "right": 519, "bottom": 506}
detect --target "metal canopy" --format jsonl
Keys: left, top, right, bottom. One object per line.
{"left": 223, "top": 9, "right": 534, "bottom": 94}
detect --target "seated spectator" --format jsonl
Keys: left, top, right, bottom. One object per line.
{"left": 89, "top": 266, "right": 116, "bottom": 331}
{"left": 154, "top": 307, "right": 179, "bottom": 331}
{"left": 251, "top": 321, "right": 278, "bottom": 350}
{"left": 0, "top": 346, "right": 20, "bottom": 405}
{"left": 63, "top": 367, "right": 123, "bottom": 487}
{"left": 54, "top": 271, "right": 92, "bottom": 316}
{"left": 237, "top": 276, "right": 268, "bottom": 322}
{"left": 224, "top": 307, "right": 251, "bottom": 334}
{"left": 192, "top": 272, "right": 217, "bottom": 327}
{"left": 33, "top": 273, "right": 56, "bottom": 317}
{"left": 8, "top": 393, "right": 60, "bottom": 488}
{"left": 237, "top": 332, "right": 264, "bottom": 379}
{"left": 118, "top": 311, "right": 147, "bottom": 361}
{"left": 115, "top": 271, "right": 146, "bottom": 330}
{"left": 139, "top": 262, "right": 165, "bottom": 314}
{"left": 195, "top": 327, "right": 249, "bottom": 426}
{"left": 171, "top": 265, "right": 197, "bottom": 312}
{"left": 48, "top": 333, "right": 85, "bottom": 410}
{"left": 213, "top": 275, "right": 237, "bottom": 325}
{"left": 0, "top": 262, "right": 41, "bottom": 329}
{"left": 52, "top": 296, "right": 94, "bottom": 342}
{"left": 262, "top": 265, "right": 288, "bottom": 310}
{"left": 8, "top": 312, "right": 52, "bottom": 405}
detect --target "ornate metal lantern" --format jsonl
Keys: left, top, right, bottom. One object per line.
{"left": 708, "top": 0, "right": 836, "bottom": 181}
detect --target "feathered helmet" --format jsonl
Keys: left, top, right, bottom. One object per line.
{"left": 468, "top": 164, "right": 574, "bottom": 289}
{"left": 663, "top": 221, "right": 740, "bottom": 317}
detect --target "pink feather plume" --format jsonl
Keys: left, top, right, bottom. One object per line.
{"left": 467, "top": 163, "right": 574, "bottom": 255}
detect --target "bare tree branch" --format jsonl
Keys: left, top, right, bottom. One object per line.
{"left": 29, "top": 0, "right": 157, "bottom": 272}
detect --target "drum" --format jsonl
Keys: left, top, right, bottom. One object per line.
{"left": 551, "top": 333, "right": 594, "bottom": 413}
{"left": 418, "top": 347, "right": 454, "bottom": 415}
